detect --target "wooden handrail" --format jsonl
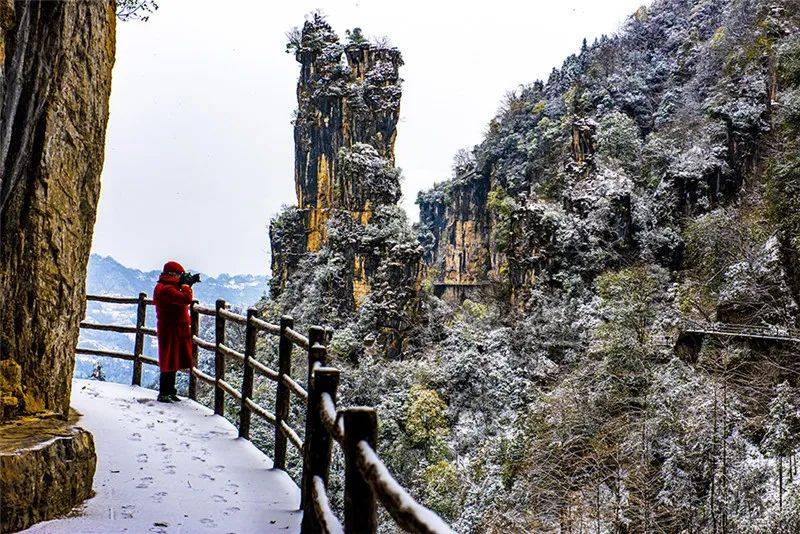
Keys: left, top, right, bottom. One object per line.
{"left": 312, "top": 476, "right": 345, "bottom": 534}
{"left": 193, "top": 304, "right": 216, "bottom": 316}
{"left": 245, "top": 397, "right": 276, "bottom": 425}
{"left": 250, "top": 315, "right": 281, "bottom": 335}
{"left": 281, "top": 373, "right": 308, "bottom": 402}
{"left": 192, "top": 335, "right": 215, "bottom": 351}
{"left": 320, "top": 391, "right": 344, "bottom": 443}
{"left": 217, "top": 342, "right": 245, "bottom": 363}
{"left": 80, "top": 321, "right": 138, "bottom": 334}
{"left": 77, "top": 293, "right": 453, "bottom": 533}
{"left": 285, "top": 326, "right": 310, "bottom": 349}
{"left": 218, "top": 307, "right": 247, "bottom": 324}
{"left": 356, "top": 441, "right": 455, "bottom": 534}
{"left": 191, "top": 367, "right": 214, "bottom": 385}
{"left": 76, "top": 347, "right": 136, "bottom": 361}
{"left": 86, "top": 294, "right": 140, "bottom": 304}
{"left": 249, "top": 357, "right": 279, "bottom": 381}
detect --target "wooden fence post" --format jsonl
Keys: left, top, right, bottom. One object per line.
{"left": 300, "top": 366, "right": 340, "bottom": 534}
{"left": 300, "top": 326, "right": 327, "bottom": 509}
{"left": 273, "top": 315, "right": 294, "bottom": 471}
{"left": 239, "top": 308, "right": 257, "bottom": 439}
{"left": 132, "top": 292, "right": 147, "bottom": 386}
{"left": 214, "top": 299, "right": 226, "bottom": 416}
{"left": 188, "top": 301, "right": 199, "bottom": 400}
{"left": 343, "top": 407, "right": 378, "bottom": 534}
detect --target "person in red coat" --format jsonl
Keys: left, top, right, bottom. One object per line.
{"left": 153, "top": 261, "right": 195, "bottom": 402}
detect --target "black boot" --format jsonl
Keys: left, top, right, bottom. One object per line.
{"left": 167, "top": 371, "right": 180, "bottom": 401}
{"left": 158, "top": 372, "right": 173, "bottom": 402}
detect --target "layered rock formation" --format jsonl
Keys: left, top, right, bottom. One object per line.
{"left": 0, "top": 410, "right": 96, "bottom": 533}
{"left": 269, "top": 16, "right": 422, "bottom": 358}
{"left": 290, "top": 27, "right": 401, "bottom": 253}
{"left": 0, "top": 1, "right": 115, "bottom": 529}
{"left": 271, "top": 15, "right": 409, "bottom": 308}
{"left": 0, "top": 0, "right": 116, "bottom": 416}
{"left": 417, "top": 171, "right": 494, "bottom": 302}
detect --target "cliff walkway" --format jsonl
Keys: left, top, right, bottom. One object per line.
{"left": 676, "top": 320, "right": 800, "bottom": 361}
{"left": 66, "top": 294, "right": 453, "bottom": 534}
{"left": 24, "top": 379, "right": 301, "bottom": 533}
{"left": 683, "top": 320, "right": 800, "bottom": 343}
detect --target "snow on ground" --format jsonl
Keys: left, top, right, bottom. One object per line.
{"left": 24, "top": 379, "right": 302, "bottom": 534}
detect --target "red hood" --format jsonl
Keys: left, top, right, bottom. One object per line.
{"left": 158, "top": 273, "right": 181, "bottom": 285}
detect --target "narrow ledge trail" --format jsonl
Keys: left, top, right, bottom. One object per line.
{"left": 23, "top": 379, "right": 302, "bottom": 534}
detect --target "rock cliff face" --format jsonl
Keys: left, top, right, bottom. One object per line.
{"left": 279, "top": 15, "right": 401, "bottom": 255}
{"left": 0, "top": 1, "right": 116, "bottom": 417}
{"left": 0, "top": 410, "right": 96, "bottom": 533}
{"left": 268, "top": 15, "right": 421, "bottom": 357}
{"left": 417, "top": 171, "right": 495, "bottom": 302}
{"left": 417, "top": 0, "right": 782, "bottom": 310}
{"left": 271, "top": 15, "right": 411, "bottom": 306}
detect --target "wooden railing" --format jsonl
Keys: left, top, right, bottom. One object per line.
{"left": 77, "top": 294, "right": 454, "bottom": 534}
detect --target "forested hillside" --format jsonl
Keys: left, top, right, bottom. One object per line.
{"left": 262, "top": 1, "right": 800, "bottom": 531}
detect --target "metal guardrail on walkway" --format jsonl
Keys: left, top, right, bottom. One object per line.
{"left": 683, "top": 319, "right": 800, "bottom": 343}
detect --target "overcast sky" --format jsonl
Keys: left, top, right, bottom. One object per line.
{"left": 91, "top": 0, "right": 647, "bottom": 276}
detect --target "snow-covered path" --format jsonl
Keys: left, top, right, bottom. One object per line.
{"left": 24, "top": 379, "right": 302, "bottom": 534}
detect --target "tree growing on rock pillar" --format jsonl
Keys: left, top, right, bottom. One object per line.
{"left": 0, "top": 0, "right": 116, "bottom": 417}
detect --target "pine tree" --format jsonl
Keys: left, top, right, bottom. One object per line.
{"left": 762, "top": 381, "right": 799, "bottom": 512}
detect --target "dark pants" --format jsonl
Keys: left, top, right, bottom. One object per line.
{"left": 159, "top": 371, "right": 176, "bottom": 397}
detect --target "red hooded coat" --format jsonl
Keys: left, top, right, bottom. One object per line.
{"left": 153, "top": 271, "right": 194, "bottom": 372}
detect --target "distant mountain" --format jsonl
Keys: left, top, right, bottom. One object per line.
{"left": 86, "top": 254, "right": 269, "bottom": 307}
{"left": 76, "top": 254, "right": 269, "bottom": 386}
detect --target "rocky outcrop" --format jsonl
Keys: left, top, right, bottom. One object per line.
{"left": 0, "top": 410, "right": 96, "bottom": 533}
{"left": 271, "top": 15, "right": 410, "bottom": 308}
{"left": 417, "top": 171, "right": 495, "bottom": 302}
{"left": 0, "top": 1, "right": 116, "bottom": 416}
{"left": 0, "top": 359, "right": 22, "bottom": 422}
{"left": 288, "top": 16, "right": 401, "bottom": 254}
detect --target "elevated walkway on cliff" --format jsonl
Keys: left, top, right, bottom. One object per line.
{"left": 676, "top": 321, "right": 800, "bottom": 361}
{"left": 23, "top": 379, "right": 301, "bottom": 533}
{"left": 38, "top": 295, "right": 453, "bottom": 534}
{"left": 683, "top": 321, "right": 800, "bottom": 344}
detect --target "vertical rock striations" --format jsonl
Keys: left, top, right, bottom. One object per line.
{"left": 417, "top": 171, "right": 494, "bottom": 302}
{"left": 288, "top": 16, "right": 401, "bottom": 255}
{"left": 271, "top": 15, "right": 409, "bottom": 306}
{"left": 0, "top": 0, "right": 116, "bottom": 416}
{"left": 270, "top": 15, "right": 421, "bottom": 356}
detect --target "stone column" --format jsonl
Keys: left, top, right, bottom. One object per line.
{"left": 0, "top": 0, "right": 116, "bottom": 417}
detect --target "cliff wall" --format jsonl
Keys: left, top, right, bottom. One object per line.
{"left": 271, "top": 16, "right": 405, "bottom": 307}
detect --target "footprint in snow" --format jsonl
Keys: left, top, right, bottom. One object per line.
{"left": 212, "top": 495, "right": 227, "bottom": 503}
{"left": 200, "top": 518, "right": 217, "bottom": 528}
{"left": 136, "top": 453, "right": 148, "bottom": 463}
{"left": 223, "top": 507, "right": 240, "bottom": 516}
{"left": 129, "top": 433, "right": 142, "bottom": 442}
{"left": 192, "top": 456, "right": 206, "bottom": 463}
{"left": 200, "top": 473, "right": 215, "bottom": 481}
{"left": 121, "top": 504, "right": 136, "bottom": 518}
{"left": 136, "top": 476, "right": 153, "bottom": 488}
{"left": 213, "top": 465, "right": 225, "bottom": 473}
{"left": 163, "top": 465, "right": 176, "bottom": 474}
{"left": 151, "top": 491, "right": 168, "bottom": 503}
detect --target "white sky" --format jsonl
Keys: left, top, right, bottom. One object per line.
{"left": 91, "top": 0, "right": 647, "bottom": 276}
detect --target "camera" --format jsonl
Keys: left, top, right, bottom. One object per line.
{"left": 179, "top": 272, "right": 201, "bottom": 286}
